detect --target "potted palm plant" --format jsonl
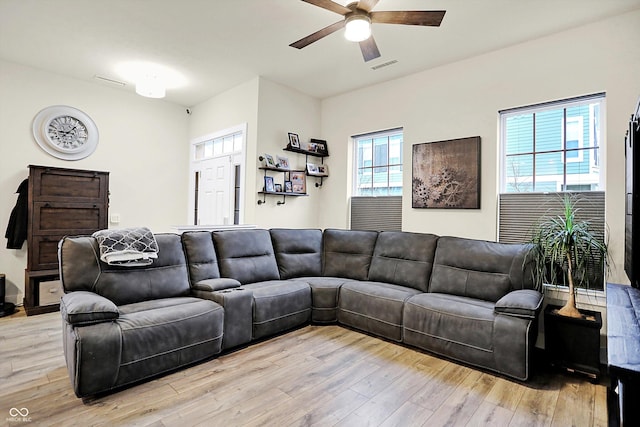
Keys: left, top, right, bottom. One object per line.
{"left": 528, "top": 194, "right": 609, "bottom": 379}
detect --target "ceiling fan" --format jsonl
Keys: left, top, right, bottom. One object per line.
{"left": 289, "top": 0, "right": 446, "bottom": 62}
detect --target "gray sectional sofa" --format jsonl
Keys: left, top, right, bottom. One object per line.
{"left": 58, "top": 228, "right": 543, "bottom": 398}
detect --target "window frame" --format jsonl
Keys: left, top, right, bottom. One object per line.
{"left": 352, "top": 127, "right": 403, "bottom": 197}
{"left": 499, "top": 93, "right": 605, "bottom": 193}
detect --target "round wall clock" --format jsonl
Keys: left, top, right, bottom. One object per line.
{"left": 32, "top": 105, "right": 99, "bottom": 160}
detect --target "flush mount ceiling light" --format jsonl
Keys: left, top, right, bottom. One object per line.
{"left": 135, "top": 74, "right": 166, "bottom": 98}
{"left": 115, "top": 61, "right": 187, "bottom": 99}
{"left": 344, "top": 14, "right": 371, "bottom": 42}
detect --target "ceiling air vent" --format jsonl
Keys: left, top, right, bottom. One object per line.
{"left": 371, "top": 60, "right": 398, "bottom": 71}
{"left": 93, "top": 75, "right": 126, "bottom": 86}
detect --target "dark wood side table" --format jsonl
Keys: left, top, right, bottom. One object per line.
{"left": 606, "top": 283, "right": 640, "bottom": 426}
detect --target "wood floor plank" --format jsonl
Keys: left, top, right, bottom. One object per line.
{"left": 593, "top": 381, "right": 608, "bottom": 427}
{"left": 485, "top": 376, "right": 526, "bottom": 411}
{"left": 467, "top": 401, "right": 515, "bottom": 426}
{"left": 0, "top": 312, "right": 607, "bottom": 426}
{"left": 426, "top": 370, "right": 497, "bottom": 426}
{"left": 551, "top": 376, "right": 595, "bottom": 427}
{"left": 510, "top": 371, "right": 562, "bottom": 427}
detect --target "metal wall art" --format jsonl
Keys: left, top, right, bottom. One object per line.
{"left": 412, "top": 136, "right": 481, "bottom": 209}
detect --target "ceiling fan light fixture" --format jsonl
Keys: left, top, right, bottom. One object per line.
{"left": 344, "top": 15, "right": 371, "bottom": 42}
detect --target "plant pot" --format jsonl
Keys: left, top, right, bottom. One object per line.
{"left": 544, "top": 304, "right": 602, "bottom": 381}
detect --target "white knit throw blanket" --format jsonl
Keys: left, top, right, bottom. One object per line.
{"left": 92, "top": 227, "right": 159, "bottom": 267}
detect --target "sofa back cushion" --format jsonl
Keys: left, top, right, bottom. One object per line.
{"left": 213, "top": 229, "right": 280, "bottom": 284}
{"left": 368, "top": 231, "right": 439, "bottom": 292}
{"left": 181, "top": 231, "right": 221, "bottom": 284}
{"left": 59, "top": 233, "right": 191, "bottom": 306}
{"left": 270, "top": 228, "right": 323, "bottom": 279}
{"left": 322, "top": 229, "right": 378, "bottom": 280}
{"left": 429, "top": 236, "right": 534, "bottom": 302}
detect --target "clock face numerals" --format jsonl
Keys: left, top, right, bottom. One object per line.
{"left": 47, "top": 116, "right": 89, "bottom": 149}
{"left": 33, "top": 106, "right": 99, "bottom": 160}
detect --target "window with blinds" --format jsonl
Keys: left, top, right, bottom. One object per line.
{"left": 498, "top": 191, "right": 606, "bottom": 290}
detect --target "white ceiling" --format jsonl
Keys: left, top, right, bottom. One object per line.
{"left": 1, "top": 0, "right": 639, "bottom": 107}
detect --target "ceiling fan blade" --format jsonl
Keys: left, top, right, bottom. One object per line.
{"left": 357, "top": 0, "right": 380, "bottom": 12}
{"left": 370, "top": 10, "right": 446, "bottom": 26}
{"left": 290, "top": 20, "right": 346, "bottom": 49}
{"left": 359, "top": 36, "right": 381, "bottom": 62}
{"left": 301, "top": 0, "right": 351, "bottom": 15}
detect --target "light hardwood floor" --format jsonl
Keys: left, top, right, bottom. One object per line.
{"left": 0, "top": 308, "right": 607, "bottom": 426}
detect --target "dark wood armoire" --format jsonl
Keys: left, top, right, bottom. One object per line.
{"left": 24, "top": 165, "right": 109, "bottom": 315}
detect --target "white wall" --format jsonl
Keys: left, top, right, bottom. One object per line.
{"left": 188, "top": 77, "right": 322, "bottom": 229}
{"left": 255, "top": 78, "right": 322, "bottom": 228}
{"left": 188, "top": 78, "right": 260, "bottom": 226}
{"left": 0, "top": 60, "right": 189, "bottom": 304}
{"left": 320, "top": 9, "right": 640, "bottom": 285}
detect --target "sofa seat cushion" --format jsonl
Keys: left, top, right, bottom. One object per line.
{"left": 115, "top": 297, "right": 224, "bottom": 386}
{"left": 403, "top": 293, "right": 496, "bottom": 354}
{"left": 243, "top": 280, "right": 311, "bottom": 339}
{"left": 338, "top": 281, "right": 421, "bottom": 342}
{"left": 298, "top": 277, "right": 356, "bottom": 323}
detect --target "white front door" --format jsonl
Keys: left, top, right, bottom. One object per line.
{"left": 197, "top": 155, "right": 232, "bottom": 225}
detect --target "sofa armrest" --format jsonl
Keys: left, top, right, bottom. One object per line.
{"left": 60, "top": 291, "right": 119, "bottom": 326}
{"left": 192, "top": 278, "right": 241, "bottom": 292}
{"left": 495, "top": 289, "right": 543, "bottom": 319}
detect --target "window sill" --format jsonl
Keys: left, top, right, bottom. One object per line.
{"left": 543, "top": 284, "right": 606, "bottom": 308}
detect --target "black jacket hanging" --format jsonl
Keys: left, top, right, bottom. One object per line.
{"left": 5, "top": 178, "right": 28, "bottom": 249}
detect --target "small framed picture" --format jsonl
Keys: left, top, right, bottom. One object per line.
{"left": 284, "top": 181, "right": 293, "bottom": 193}
{"left": 274, "top": 183, "right": 283, "bottom": 193}
{"left": 276, "top": 155, "right": 290, "bottom": 170}
{"left": 288, "top": 133, "right": 300, "bottom": 149}
{"left": 310, "top": 138, "right": 329, "bottom": 156}
{"left": 290, "top": 171, "right": 306, "bottom": 194}
{"left": 317, "top": 164, "right": 329, "bottom": 176}
{"left": 306, "top": 163, "right": 319, "bottom": 175}
{"left": 263, "top": 154, "right": 277, "bottom": 168}
{"left": 264, "top": 176, "right": 275, "bottom": 192}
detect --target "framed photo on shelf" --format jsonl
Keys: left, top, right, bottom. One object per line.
{"left": 308, "top": 138, "right": 329, "bottom": 156}
{"left": 263, "top": 154, "right": 277, "bottom": 168}
{"left": 307, "top": 162, "right": 329, "bottom": 177}
{"left": 264, "top": 176, "right": 275, "bottom": 193}
{"left": 288, "top": 132, "right": 300, "bottom": 149}
{"left": 290, "top": 171, "right": 306, "bottom": 194}
{"left": 274, "top": 183, "right": 283, "bottom": 193}
{"left": 284, "top": 181, "right": 293, "bottom": 193}
{"left": 276, "top": 155, "right": 290, "bottom": 170}
{"left": 316, "top": 164, "right": 329, "bottom": 176}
